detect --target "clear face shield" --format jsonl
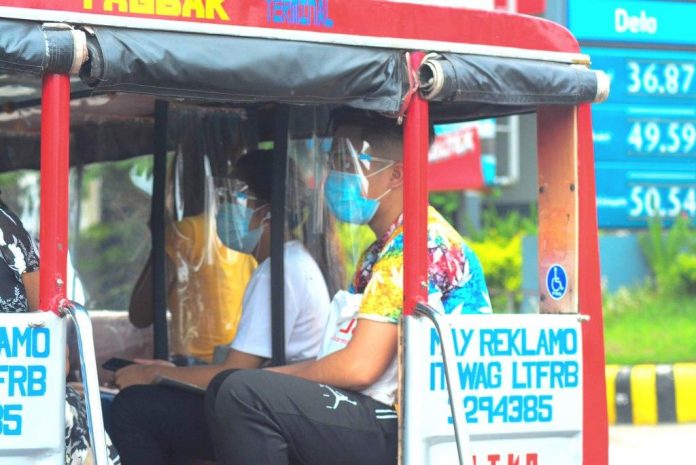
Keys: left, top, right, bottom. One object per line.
{"left": 213, "top": 177, "right": 268, "bottom": 255}
{"left": 323, "top": 131, "right": 395, "bottom": 225}
{"left": 161, "top": 106, "right": 258, "bottom": 364}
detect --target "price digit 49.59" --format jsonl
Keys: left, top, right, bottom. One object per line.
{"left": 627, "top": 121, "right": 696, "bottom": 155}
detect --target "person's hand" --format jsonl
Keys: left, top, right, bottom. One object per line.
{"left": 114, "top": 359, "right": 171, "bottom": 389}
{"left": 133, "top": 358, "right": 176, "bottom": 368}
{"left": 114, "top": 364, "right": 157, "bottom": 389}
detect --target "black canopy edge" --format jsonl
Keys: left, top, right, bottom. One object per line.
{"left": 420, "top": 54, "right": 602, "bottom": 106}
{"left": 83, "top": 27, "right": 407, "bottom": 114}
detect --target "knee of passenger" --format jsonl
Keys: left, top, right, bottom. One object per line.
{"left": 208, "top": 368, "right": 241, "bottom": 399}
{"left": 207, "top": 369, "right": 262, "bottom": 412}
{"left": 111, "top": 385, "right": 151, "bottom": 424}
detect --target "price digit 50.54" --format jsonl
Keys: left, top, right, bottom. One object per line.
{"left": 629, "top": 186, "right": 696, "bottom": 218}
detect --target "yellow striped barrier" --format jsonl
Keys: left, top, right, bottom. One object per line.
{"left": 605, "top": 363, "right": 696, "bottom": 424}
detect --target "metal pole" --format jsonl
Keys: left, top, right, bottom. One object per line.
{"left": 152, "top": 100, "right": 170, "bottom": 360}
{"left": 270, "top": 105, "right": 289, "bottom": 366}
{"left": 415, "top": 303, "right": 473, "bottom": 465}
{"left": 71, "top": 164, "right": 84, "bottom": 301}
{"left": 403, "top": 52, "right": 429, "bottom": 316}
{"left": 39, "top": 74, "right": 71, "bottom": 314}
{"left": 577, "top": 103, "right": 609, "bottom": 465}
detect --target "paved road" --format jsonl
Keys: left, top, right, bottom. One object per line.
{"left": 610, "top": 424, "right": 696, "bottom": 464}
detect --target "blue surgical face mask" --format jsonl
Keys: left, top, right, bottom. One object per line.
{"left": 216, "top": 202, "right": 267, "bottom": 254}
{"left": 324, "top": 170, "right": 391, "bottom": 224}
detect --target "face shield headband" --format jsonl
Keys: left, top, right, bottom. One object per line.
{"left": 323, "top": 136, "right": 394, "bottom": 224}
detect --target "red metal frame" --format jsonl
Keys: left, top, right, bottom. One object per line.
{"left": 577, "top": 103, "right": 609, "bottom": 465}
{"left": 39, "top": 74, "right": 71, "bottom": 314}
{"left": 403, "top": 52, "right": 429, "bottom": 316}
{"left": 536, "top": 106, "right": 578, "bottom": 314}
{"left": 403, "top": 83, "right": 608, "bottom": 465}
{"left": 495, "top": 0, "right": 547, "bottom": 15}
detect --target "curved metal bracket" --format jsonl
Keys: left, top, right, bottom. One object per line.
{"left": 415, "top": 302, "right": 473, "bottom": 465}
{"left": 63, "top": 301, "right": 109, "bottom": 465}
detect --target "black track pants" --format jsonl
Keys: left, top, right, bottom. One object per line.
{"left": 205, "top": 369, "right": 398, "bottom": 465}
{"left": 110, "top": 384, "right": 214, "bottom": 465}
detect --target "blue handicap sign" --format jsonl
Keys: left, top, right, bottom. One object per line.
{"left": 546, "top": 264, "right": 568, "bottom": 300}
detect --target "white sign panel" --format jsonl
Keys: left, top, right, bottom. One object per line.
{"left": 403, "top": 314, "right": 583, "bottom": 465}
{"left": 0, "top": 312, "right": 66, "bottom": 464}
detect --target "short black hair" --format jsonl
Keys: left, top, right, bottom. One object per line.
{"left": 234, "top": 149, "right": 273, "bottom": 203}
{"left": 329, "top": 108, "right": 403, "bottom": 161}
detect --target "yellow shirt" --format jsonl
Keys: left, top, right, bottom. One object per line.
{"left": 166, "top": 214, "right": 256, "bottom": 362}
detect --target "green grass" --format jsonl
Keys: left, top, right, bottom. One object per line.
{"left": 603, "top": 287, "right": 696, "bottom": 365}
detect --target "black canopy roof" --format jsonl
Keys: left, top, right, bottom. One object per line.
{"left": 0, "top": 19, "right": 606, "bottom": 170}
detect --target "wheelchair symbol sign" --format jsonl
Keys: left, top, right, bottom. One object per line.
{"left": 546, "top": 264, "right": 568, "bottom": 300}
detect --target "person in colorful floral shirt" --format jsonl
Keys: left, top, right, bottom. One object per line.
{"left": 353, "top": 206, "right": 491, "bottom": 321}
{"left": 204, "top": 110, "right": 491, "bottom": 465}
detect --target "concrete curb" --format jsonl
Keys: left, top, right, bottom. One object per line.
{"left": 606, "top": 363, "right": 696, "bottom": 424}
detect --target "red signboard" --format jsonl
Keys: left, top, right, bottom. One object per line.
{"left": 428, "top": 126, "right": 484, "bottom": 192}
{"left": 495, "top": 0, "right": 546, "bottom": 15}
{"left": 0, "top": 0, "right": 577, "bottom": 55}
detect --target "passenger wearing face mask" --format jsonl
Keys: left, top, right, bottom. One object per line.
{"left": 128, "top": 152, "right": 258, "bottom": 365}
{"left": 215, "top": 150, "right": 331, "bottom": 368}
{"left": 110, "top": 150, "right": 330, "bottom": 465}
{"left": 205, "top": 110, "right": 491, "bottom": 465}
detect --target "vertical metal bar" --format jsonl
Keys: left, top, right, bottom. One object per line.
{"left": 536, "top": 106, "right": 578, "bottom": 313}
{"left": 414, "top": 304, "right": 473, "bottom": 465}
{"left": 71, "top": 164, "right": 84, "bottom": 301}
{"left": 576, "top": 103, "right": 609, "bottom": 465}
{"left": 403, "top": 52, "right": 429, "bottom": 316}
{"left": 39, "top": 74, "right": 71, "bottom": 314}
{"left": 271, "top": 105, "right": 289, "bottom": 366}
{"left": 66, "top": 302, "right": 109, "bottom": 465}
{"left": 152, "top": 100, "right": 170, "bottom": 360}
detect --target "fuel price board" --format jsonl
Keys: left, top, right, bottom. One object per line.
{"left": 577, "top": 40, "right": 696, "bottom": 228}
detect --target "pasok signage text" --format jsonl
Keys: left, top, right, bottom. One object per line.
{"left": 0, "top": 313, "right": 66, "bottom": 462}
{"left": 568, "top": 0, "right": 696, "bottom": 46}
{"left": 82, "top": 0, "right": 231, "bottom": 20}
{"left": 403, "top": 314, "right": 583, "bottom": 465}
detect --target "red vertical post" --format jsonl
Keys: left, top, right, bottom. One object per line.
{"left": 39, "top": 74, "right": 71, "bottom": 314}
{"left": 403, "top": 52, "right": 429, "bottom": 316}
{"left": 577, "top": 104, "right": 609, "bottom": 465}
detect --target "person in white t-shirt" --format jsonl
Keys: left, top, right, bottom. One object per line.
{"left": 230, "top": 239, "right": 329, "bottom": 362}
{"left": 110, "top": 150, "right": 330, "bottom": 465}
